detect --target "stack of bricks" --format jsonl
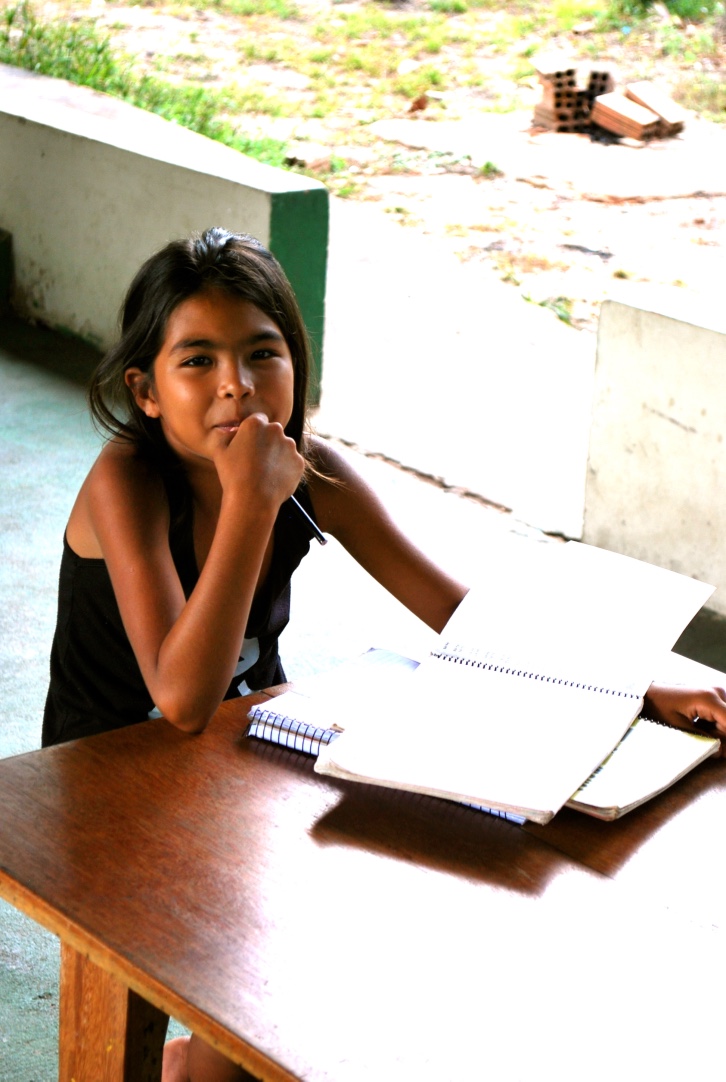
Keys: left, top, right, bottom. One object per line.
{"left": 533, "top": 61, "right": 616, "bottom": 133}
{"left": 533, "top": 63, "right": 590, "bottom": 133}
{"left": 532, "top": 60, "right": 685, "bottom": 141}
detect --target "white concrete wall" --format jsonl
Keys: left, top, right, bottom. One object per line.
{"left": 0, "top": 64, "right": 326, "bottom": 350}
{"left": 583, "top": 292, "right": 726, "bottom": 614}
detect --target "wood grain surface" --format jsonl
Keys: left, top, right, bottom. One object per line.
{"left": 0, "top": 694, "right": 724, "bottom": 1081}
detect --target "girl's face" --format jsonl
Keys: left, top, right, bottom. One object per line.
{"left": 126, "top": 288, "right": 295, "bottom": 468}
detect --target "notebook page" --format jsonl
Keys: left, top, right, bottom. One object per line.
{"left": 569, "top": 717, "right": 719, "bottom": 815}
{"left": 443, "top": 543, "right": 713, "bottom": 696}
{"left": 316, "top": 659, "right": 642, "bottom": 822}
{"left": 248, "top": 649, "right": 420, "bottom": 733}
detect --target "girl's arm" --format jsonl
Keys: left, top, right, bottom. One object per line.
{"left": 310, "top": 443, "right": 726, "bottom": 751}
{"left": 79, "top": 416, "right": 304, "bottom": 733}
{"left": 308, "top": 440, "right": 468, "bottom": 634}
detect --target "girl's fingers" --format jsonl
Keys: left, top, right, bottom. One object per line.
{"left": 215, "top": 414, "right": 304, "bottom": 501}
{"left": 645, "top": 683, "right": 726, "bottom": 746}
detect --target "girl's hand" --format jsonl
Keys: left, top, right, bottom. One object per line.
{"left": 214, "top": 412, "right": 304, "bottom": 507}
{"left": 643, "top": 683, "right": 726, "bottom": 754}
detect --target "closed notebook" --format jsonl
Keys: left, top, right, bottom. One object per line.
{"left": 567, "top": 716, "right": 719, "bottom": 821}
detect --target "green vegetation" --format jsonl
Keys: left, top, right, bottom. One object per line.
{"left": 0, "top": 1, "right": 289, "bottom": 165}
{"left": 3, "top": 0, "right": 722, "bottom": 146}
{"left": 172, "top": 0, "right": 301, "bottom": 19}
{"left": 429, "top": 0, "right": 468, "bottom": 13}
{"left": 0, "top": 0, "right": 723, "bottom": 201}
{"left": 675, "top": 72, "right": 726, "bottom": 120}
{"left": 534, "top": 296, "right": 575, "bottom": 324}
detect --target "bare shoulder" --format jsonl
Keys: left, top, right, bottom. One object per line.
{"left": 306, "top": 435, "right": 353, "bottom": 481}
{"left": 97, "top": 438, "right": 162, "bottom": 489}
{"left": 68, "top": 440, "right": 169, "bottom": 558}
{"left": 306, "top": 437, "right": 376, "bottom": 536}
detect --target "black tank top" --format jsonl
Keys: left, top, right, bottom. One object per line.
{"left": 42, "top": 487, "right": 316, "bottom": 746}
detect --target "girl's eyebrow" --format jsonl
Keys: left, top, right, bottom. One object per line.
{"left": 170, "top": 329, "right": 285, "bottom": 353}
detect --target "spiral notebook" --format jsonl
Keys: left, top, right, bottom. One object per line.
{"left": 246, "top": 649, "right": 529, "bottom": 823}
{"left": 311, "top": 543, "right": 717, "bottom": 823}
{"left": 247, "top": 647, "right": 720, "bottom": 824}
{"left": 250, "top": 542, "right": 714, "bottom": 824}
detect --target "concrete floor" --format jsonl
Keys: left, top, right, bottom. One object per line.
{"left": 2, "top": 314, "right": 725, "bottom": 1079}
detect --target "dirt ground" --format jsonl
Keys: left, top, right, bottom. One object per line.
{"left": 42, "top": 0, "right": 726, "bottom": 334}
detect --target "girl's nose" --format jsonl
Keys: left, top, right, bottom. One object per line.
{"left": 218, "top": 360, "right": 253, "bottom": 398}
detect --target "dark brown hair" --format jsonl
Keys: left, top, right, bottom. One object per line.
{"left": 88, "top": 228, "right": 311, "bottom": 456}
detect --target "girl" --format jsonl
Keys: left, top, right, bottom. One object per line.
{"left": 43, "top": 227, "right": 726, "bottom": 1081}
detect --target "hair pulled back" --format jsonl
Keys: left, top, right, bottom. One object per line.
{"left": 88, "top": 228, "right": 311, "bottom": 456}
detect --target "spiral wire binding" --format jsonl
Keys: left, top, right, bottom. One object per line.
{"left": 247, "top": 709, "right": 339, "bottom": 757}
{"left": 432, "top": 645, "right": 639, "bottom": 699}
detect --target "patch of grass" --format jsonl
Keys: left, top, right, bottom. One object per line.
{"left": 0, "top": 2, "right": 133, "bottom": 90}
{"left": 666, "top": 0, "right": 722, "bottom": 19}
{"left": 660, "top": 25, "right": 719, "bottom": 60}
{"left": 510, "top": 56, "right": 535, "bottom": 82}
{"left": 423, "top": 33, "right": 445, "bottom": 53}
{"left": 674, "top": 72, "right": 726, "bottom": 120}
{"left": 429, "top": 0, "right": 468, "bottom": 12}
{"left": 598, "top": 0, "right": 721, "bottom": 29}
{"left": 384, "top": 205, "right": 423, "bottom": 225}
{"left": 479, "top": 160, "right": 503, "bottom": 177}
{"left": 225, "top": 0, "right": 301, "bottom": 17}
{"left": 343, "top": 43, "right": 395, "bottom": 77}
{"left": 552, "top": 0, "right": 601, "bottom": 30}
{"left": 394, "top": 64, "right": 445, "bottom": 98}
{"left": 173, "top": 0, "right": 301, "bottom": 18}
{"left": 539, "top": 296, "right": 574, "bottom": 323}
{"left": 238, "top": 40, "right": 282, "bottom": 61}
{"left": 307, "top": 46, "right": 334, "bottom": 64}
{"left": 0, "top": 2, "right": 290, "bottom": 163}
{"left": 336, "top": 9, "right": 430, "bottom": 41}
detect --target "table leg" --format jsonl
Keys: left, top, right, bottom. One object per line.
{"left": 59, "top": 941, "right": 168, "bottom": 1082}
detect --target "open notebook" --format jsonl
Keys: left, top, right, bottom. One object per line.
{"left": 247, "top": 645, "right": 720, "bottom": 824}
{"left": 249, "top": 542, "right": 720, "bottom": 823}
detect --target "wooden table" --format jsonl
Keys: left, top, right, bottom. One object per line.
{"left": 1, "top": 693, "right": 725, "bottom": 1082}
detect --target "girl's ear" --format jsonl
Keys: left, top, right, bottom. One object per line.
{"left": 125, "top": 368, "right": 161, "bottom": 418}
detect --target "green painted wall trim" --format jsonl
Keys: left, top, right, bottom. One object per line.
{"left": 269, "top": 187, "right": 328, "bottom": 405}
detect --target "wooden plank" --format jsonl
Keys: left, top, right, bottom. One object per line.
{"left": 59, "top": 945, "right": 167, "bottom": 1082}
{"left": 625, "top": 81, "right": 687, "bottom": 134}
{"left": 591, "top": 91, "right": 661, "bottom": 139}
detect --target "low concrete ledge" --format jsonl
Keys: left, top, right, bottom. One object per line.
{"left": 583, "top": 291, "right": 726, "bottom": 614}
{"left": 0, "top": 64, "right": 328, "bottom": 391}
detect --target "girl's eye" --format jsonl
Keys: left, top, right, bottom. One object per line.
{"left": 181, "top": 354, "right": 212, "bottom": 368}
{"left": 250, "top": 348, "right": 275, "bottom": 361}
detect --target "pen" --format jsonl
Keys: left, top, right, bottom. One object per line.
{"left": 288, "top": 495, "right": 327, "bottom": 546}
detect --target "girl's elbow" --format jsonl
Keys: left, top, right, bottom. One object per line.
{"left": 154, "top": 696, "right": 215, "bottom": 735}
{"left": 169, "top": 714, "right": 211, "bottom": 735}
